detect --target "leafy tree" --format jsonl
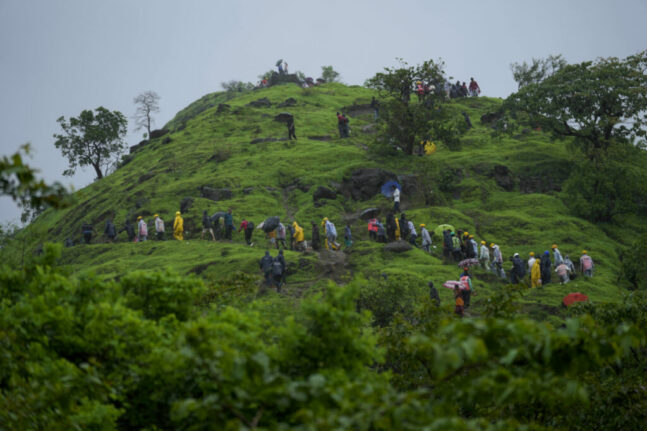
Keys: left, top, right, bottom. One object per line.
{"left": 133, "top": 90, "right": 160, "bottom": 139}
{"left": 506, "top": 51, "right": 647, "bottom": 221}
{"left": 320, "top": 65, "right": 340, "bottom": 83}
{"left": 220, "top": 80, "right": 254, "bottom": 93}
{"left": 54, "top": 107, "right": 128, "bottom": 180}
{"left": 366, "top": 59, "right": 465, "bottom": 154}
{"left": 510, "top": 54, "right": 567, "bottom": 89}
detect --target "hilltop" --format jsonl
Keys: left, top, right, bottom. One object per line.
{"left": 15, "top": 81, "right": 646, "bottom": 320}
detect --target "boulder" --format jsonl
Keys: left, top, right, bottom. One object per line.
{"left": 267, "top": 72, "right": 302, "bottom": 87}
{"left": 216, "top": 103, "right": 230, "bottom": 113}
{"left": 162, "top": 136, "right": 172, "bottom": 145}
{"left": 313, "top": 186, "right": 337, "bottom": 201}
{"left": 491, "top": 164, "right": 515, "bottom": 191}
{"left": 397, "top": 174, "right": 421, "bottom": 197}
{"left": 150, "top": 129, "right": 169, "bottom": 139}
{"left": 180, "top": 197, "right": 193, "bottom": 213}
{"left": 247, "top": 97, "right": 272, "bottom": 108}
{"left": 384, "top": 240, "right": 413, "bottom": 253}
{"left": 200, "top": 186, "right": 233, "bottom": 201}
{"left": 277, "top": 97, "right": 297, "bottom": 108}
{"left": 129, "top": 139, "right": 149, "bottom": 154}
{"left": 339, "top": 168, "right": 397, "bottom": 200}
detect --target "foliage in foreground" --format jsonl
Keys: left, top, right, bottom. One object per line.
{"left": 1, "top": 247, "right": 646, "bottom": 430}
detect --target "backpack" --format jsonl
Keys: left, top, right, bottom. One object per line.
{"left": 271, "top": 260, "right": 283, "bottom": 276}
{"left": 246, "top": 221, "right": 255, "bottom": 231}
{"left": 460, "top": 275, "right": 471, "bottom": 291}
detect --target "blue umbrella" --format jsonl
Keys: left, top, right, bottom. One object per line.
{"left": 381, "top": 180, "right": 401, "bottom": 197}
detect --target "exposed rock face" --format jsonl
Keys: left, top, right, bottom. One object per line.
{"left": 384, "top": 240, "right": 413, "bottom": 252}
{"left": 216, "top": 103, "right": 230, "bottom": 113}
{"left": 313, "top": 186, "right": 337, "bottom": 206}
{"left": 150, "top": 129, "right": 169, "bottom": 139}
{"left": 129, "top": 139, "right": 149, "bottom": 154}
{"left": 277, "top": 97, "right": 297, "bottom": 107}
{"left": 200, "top": 186, "right": 233, "bottom": 201}
{"left": 180, "top": 197, "right": 194, "bottom": 213}
{"left": 247, "top": 97, "right": 272, "bottom": 108}
{"left": 491, "top": 164, "right": 515, "bottom": 191}
{"left": 339, "top": 168, "right": 397, "bottom": 200}
{"left": 268, "top": 72, "right": 302, "bottom": 87}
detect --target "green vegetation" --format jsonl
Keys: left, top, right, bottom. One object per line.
{"left": 2, "top": 53, "right": 647, "bottom": 428}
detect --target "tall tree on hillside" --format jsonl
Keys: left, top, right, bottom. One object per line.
{"left": 133, "top": 91, "right": 160, "bottom": 139}
{"left": 54, "top": 107, "right": 127, "bottom": 180}
{"left": 510, "top": 54, "right": 567, "bottom": 89}
{"left": 366, "top": 59, "right": 465, "bottom": 155}
{"left": 506, "top": 50, "right": 647, "bottom": 221}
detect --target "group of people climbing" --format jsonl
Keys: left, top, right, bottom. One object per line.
{"left": 447, "top": 77, "right": 480, "bottom": 99}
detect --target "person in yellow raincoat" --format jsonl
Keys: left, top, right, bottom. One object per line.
{"left": 293, "top": 221, "right": 305, "bottom": 250}
{"left": 394, "top": 217, "right": 401, "bottom": 240}
{"left": 173, "top": 211, "right": 184, "bottom": 240}
{"left": 531, "top": 257, "right": 542, "bottom": 288}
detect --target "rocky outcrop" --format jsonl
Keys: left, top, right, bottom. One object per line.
{"left": 277, "top": 97, "right": 297, "bottom": 107}
{"left": 129, "top": 139, "right": 149, "bottom": 154}
{"left": 268, "top": 72, "right": 302, "bottom": 87}
{"left": 247, "top": 97, "right": 272, "bottom": 108}
{"left": 216, "top": 103, "right": 230, "bottom": 113}
{"left": 491, "top": 164, "right": 515, "bottom": 191}
{"left": 313, "top": 186, "right": 337, "bottom": 207}
{"left": 384, "top": 240, "right": 413, "bottom": 253}
{"left": 339, "top": 168, "right": 397, "bottom": 200}
{"left": 180, "top": 197, "right": 193, "bottom": 213}
{"left": 150, "top": 129, "right": 169, "bottom": 139}
{"left": 200, "top": 186, "right": 233, "bottom": 201}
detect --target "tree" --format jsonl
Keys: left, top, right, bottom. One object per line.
{"left": 366, "top": 59, "right": 465, "bottom": 155}
{"left": 320, "top": 65, "right": 340, "bottom": 83}
{"left": 510, "top": 54, "right": 567, "bottom": 89}
{"left": 133, "top": 91, "right": 160, "bottom": 139}
{"left": 220, "top": 80, "right": 254, "bottom": 93}
{"left": 54, "top": 107, "right": 127, "bottom": 180}
{"left": 505, "top": 51, "right": 647, "bottom": 221}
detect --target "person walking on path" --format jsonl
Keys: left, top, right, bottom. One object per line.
{"left": 224, "top": 209, "right": 236, "bottom": 240}
{"left": 81, "top": 222, "right": 95, "bottom": 244}
{"left": 555, "top": 262, "right": 570, "bottom": 284}
{"left": 531, "top": 258, "right": 542, "bottom": 287}
{"left": 451, "top": 232, "right": 462, "bottom": 262}
{"left": 580, "top": 251, "right": 594, "bottom": 277}
{"left": 552, "top": 244, "right": 563, "bottom": 267}
{"left": 492, "top": 243, "right": 504, "bottom": 278}
{"left": 311, "top": 222, "right": 321, "bottom": 250}
{"left": 540, "top": 251, "right": 552, "bottom": 284}
{"left": 154, "top": 214, "right": 165, "bottom": 240}
{"left": 392, "top": 185, "right": 401, "bottom": 213}
{"left": 459, "top": 267, "right": 473, "bottom": 308}
{"left": 454, "top": 286, "right": 465, "bottom": 317}
{"left": 344, "top": 223, "right": 352, "bottom": 248}
{"left": 479, "top": 241, "right": 490, "bottom": 269}
{"left": 368, "top": 218, "right": 378, "bottom": 241}
{"left": 276, "top": 222, "right": 287, "bottom": 249}
{"left": 173, "top": 211, "right": 184, "bottom": 241}
{"left": 420, "top": 224, "right": 432, "bottom": 253}
{"left": 137, "top": 216, "right": 148, "bottom": 242}
{"left": 287, "top": 117, "right": 297, "bottom": 140}
{"left": 428, "top": 281, "right": 440, "bottom": 306}
{"left": 510, "top": 253, "right": 526, "bottom": 284}
{"left": 293, "top": 221, "right": 306, "bottom": 251}
{"left": 201, "top": 210, "right": 216, "bottom": 241}
{"left": 121, "top": 220, "right": 136, "bottom": 242}
{"left": 259, "top": 251, "right": 273, "bottom": 286}
{"left": 104, "top": 220, "right": 117, "bottom": 242}
{"left": 527, "top": 252, "right": 536, "bottom": 274}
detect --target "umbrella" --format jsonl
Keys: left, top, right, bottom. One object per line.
{"left": 210, "top": 211, "right": 227, "bottom": 223}
{"left": 381, "top": 180, "right": 401, "bottom": 197}
{"left": 262, "top": 216, "right": 280, "bottom": 232}
{"left": 360, "top": 208, "right": 380, "bottom": 220}
{"left": 458, "top": 258, "right": 479, "bottom": 268}
{"left": 563, "top": 292, "right": 589, "bottom": 307}
{"left": 275, "top": 59, "right": 284, "bottom": 67}
{"left": 443, "top": 280, "right": 467, "bottom": 290}
{"left": 274, "top": 112, "right": 293, "bottom": 123}
{"left": 433, "top": 224, "right": 455, "bottom": 238}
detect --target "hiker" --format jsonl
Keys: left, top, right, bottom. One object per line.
{"left": 81, "top": 222, "right": 94, "bottom": 244}
{"left": 323, "top": 217, "right": 338, "bottom": 250}
{"left": 370, "top": 96, "right": 379, "bottom": 120}
{"left": 287, "top": 117, "right": 297, "bottom": 140}
{"left": 492, "top": 243, "right": 504, "bottom": 278}
{"left": 104, "top": 220, "right": 117, "bottom": 242}
{"left": 212, "top": 214, "right": 223, "bottom": 239}
{"left": 267, "top": 229, "right": 277, "bottom": 249}
{"left": 271, "top": 255, "right": 284, "bottom": 292}
{"left": 394, "top": 217, "right": 401, "bottom": 241}
{"left": 416, "top": 81, "right": 425, "bottom": 103}
{"left": 243, "top": 219, "right": 255, "bottom": 246}
{"left": 386, "top": 213, "right": 396, "bottom": 242}
{"left": 540, "top": 251, "right": 552, "bottom": 284}
{"left": 531, "top": 257, "right": 542, "bottom": 287}
{"left": 510, "top": 253, "right": 526, "bottom": 284}
{"left": 443, "top": 230, "right": 452, "bottom": 260}
{"left": 461, "top": 231, "right": 469, "bottom": 259}
{"left": 479, "top": 240, "right": 490, "bottom": 269}
{"left": 466, "top": 235, "right": 478, "bottom": 259}
{"left": 420, "top": 224, "right": 432, "bottom": 253}
{"left": 293, "top": 221, "right": 306, "bottom": 251}
{"left": 407, "top": 220, "right": 417, "bottom": 246}
{"left": 468, "top": 77, "right": 480, "bottom": 97}
{"left": 376, "top": 220, "right": 387, "bottom": 243}
{"left": 368, "top": 217, "right": 378, "bottom": 241}
{"left": 527, "top": 252, "right": 536, "bottom": 274}
{"left": 137, "top": 216, "right": 148, "bottom": 242}
{"left": 392, "top": 185, "right": 401, "bottom": 212}
{"left": 154, "top": 214, "right": 165, "bottom": 240}
{"left": 286, "top": 223, "right": 295, "bottom": 250}
{"left": 460, "top": 82, "right": 468, "bottom": 97}
{"left": 277, "top": 62, "right": 284, "bottom": 74}
{"left": 201, "top": 210, "right": 216, "bottom": 241}
{"left": 555, "top": 261, "right": 570, "bottom": 284}
{"left": 173, "top": 211, "right": 184, "bottom": 240}
{"left": 336, "top": 112, "right": 345, "bottom": 138}
{"left": 283, "top": 61, "right": 288, "bottom": 74}
{"left": 552, "top": 244, "right": 563, "bottom": 267}
{"left": 276, "top": 249, "right": 287, "bottom": 286}
{"left": 580, "top": 251, "right": 594, "bottom": 277}
{"left": 311, "top": 222, "right": 321, "bottom": 250}
{"left": 121, "top": 220, "right": 136, "bottom": 242}
{"left": 341, "top": 112, "right": 350, "bottom": 137}
{"left": 224, "top": 209, "right": 235, "bottom": 240}
{"left": 429, "top": 281, "right": 440, "bottom": 306}
{"left": 459, "top": 267, "right": 473, "bottom": 307}
{"left": 276, "top": 222, "right": 287, "bottom": 249}
{"left": 564, "top": 255, "right": 576, "bottom": 279}
{"left": 344, "top": 223, "right": 352, "bottom": 248}
{"left": 454, "top": 285, "right": 465, "bottom": 317}
{"left": 259, "top": 251, "right": 273, "bottom": 285}
{"left": 399, "top": 214, "right": 409, "bottom": 241}
{"left": 451, "top": 232, "right": 462, "bottom": 262}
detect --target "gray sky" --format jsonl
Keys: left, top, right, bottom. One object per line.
{"left": 1, "top": 0, "right": 646, "bottom": 224}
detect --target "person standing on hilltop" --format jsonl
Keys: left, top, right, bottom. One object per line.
{"left": 173, "top": 211, "right": 184, "bottom": 241}
{"left": 154, "top": 214, "right": 165, "bottom": 240}
{"left": 468, "top": 77, "right": 481, "bottom": 97}
{"left": 392, "top": 185, "right": 401, "bottom": 212}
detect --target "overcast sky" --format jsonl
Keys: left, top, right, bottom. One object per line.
{"left": 1, "top": 0, "right": 646, "bottom": 224}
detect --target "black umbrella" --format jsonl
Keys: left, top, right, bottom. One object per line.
{"left": 210, "top": 211, "right": 227, "bottom": 223}
{"left": 262, "top": 216, "right": 280, "bottom": 232}
{"left": 274, "top": 112, "right": 293, "bottom": 123}
{"left": 275, "top": 59, "right": 284, "bottom": 67}
{"left": 360, "top": 208, "right": 380, "bottom": 220}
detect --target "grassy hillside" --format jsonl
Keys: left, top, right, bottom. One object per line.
{"left": 18, "top": 82, "right": 646, "bottom": 321}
